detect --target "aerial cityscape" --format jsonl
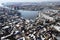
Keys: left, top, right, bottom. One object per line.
{"left": 0, "top": 0, "right": 60, "bottom": 40}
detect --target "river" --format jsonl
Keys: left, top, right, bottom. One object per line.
{"left": 18, "top": 10, "right": 39, "bottom": 20}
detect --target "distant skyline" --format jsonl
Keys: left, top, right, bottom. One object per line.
{"left": 0, "top": 0, "right": 60, "bottom": 6}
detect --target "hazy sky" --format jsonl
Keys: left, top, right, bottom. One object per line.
{"left": 0, "top": 0, "right": 60, "bottom": 3}
{"left": 0, "top": 0, "right": 60, "bottom": 6}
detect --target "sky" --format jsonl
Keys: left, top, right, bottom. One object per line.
{"left": 0, "top": 0, "right": 60, "bottom": 6}
{"left": 0, "top": 0, "right": 60, "bottom": 3}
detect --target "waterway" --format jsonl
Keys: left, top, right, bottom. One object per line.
{"left": 18, "top": 10, "right": 39, "bottom": 20}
